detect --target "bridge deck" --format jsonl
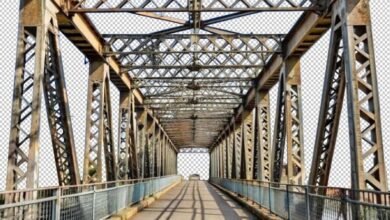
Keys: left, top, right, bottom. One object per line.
{"left": 132, "top": 181, "right": 256, "bottom": 220}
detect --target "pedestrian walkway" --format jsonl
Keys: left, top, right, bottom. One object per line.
{"left": 132, "top": 181, "right": 256, "bottom": 220}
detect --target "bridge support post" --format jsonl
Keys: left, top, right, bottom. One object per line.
{"left": 271, "top": 57, "right": 305, "bottom": 185}
{"left": 6, "top": 0, "right": 80, "bottom": 193}
{"left": 227, "top": 127, "right": 234, "bottom": 179}
{"left": 309, "top": 1, "right": 346, "bottom": 190}
{"left": 341, "top": 0, "right": 388, "bottom": 194}
{"left": 310, "top": 0, "right": 388, "bottom": 193}
{"left": 308, "top": 0, "right": 388, "bottom": 218}
{"left": 136, "top": 109, "right": 147, "bottom": 178}
{"left": 83, "top": 60, "right": 116, "bottom": 184}
{"left": 242, "top": 110, "right": 255, "bottom": 180}
{"left": 234, "top": 122, "right": 242, "bottom": 179}
{"left": 255, "top": 93, "right": 271, "bottom": 181}
{"left": 161, "top": 134, "right": 166, "bottom": 176}
{"left": 117, "top": 90, "right": 134, "bottom": 180}
{"left": 154, "top": 126, "right": 161, "bottom": 177}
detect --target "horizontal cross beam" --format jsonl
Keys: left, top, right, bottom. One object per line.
{"left": 70, "top": 0, "right": 315, "bottom": 12}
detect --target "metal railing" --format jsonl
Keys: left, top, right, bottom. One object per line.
{"left": 210, "top": 178, "right": 390, "bottom": 220}
{"left": 0, "top": 175, "right": 181, "bottom": 220}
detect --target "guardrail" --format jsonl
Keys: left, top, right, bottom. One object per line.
{"left": 0, "top": 175, "right": 181, "bottom": 219}
{"left": 210, "top": 178, "right": 390, "bottom": 219}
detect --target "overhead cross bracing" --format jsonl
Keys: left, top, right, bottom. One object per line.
{"left": 77, "top": 0, "right": 304, "bottom": 148}
{"left": 70, "top": 0, "right": 316, "bottom": 12}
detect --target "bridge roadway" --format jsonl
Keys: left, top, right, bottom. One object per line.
{"left": 132, "top": 181, "right": 256, "bottom": 220}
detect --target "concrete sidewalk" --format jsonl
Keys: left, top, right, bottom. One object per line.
{"left": 132, "top": 181, "right": 256, "bottom": 220}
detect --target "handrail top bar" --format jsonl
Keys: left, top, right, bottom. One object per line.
{"left": 0, "top": 175, "right": 179, "bottom": 194}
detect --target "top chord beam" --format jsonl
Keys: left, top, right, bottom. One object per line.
{"left": 70, "top": 0, "right": 317, "bottom": 12}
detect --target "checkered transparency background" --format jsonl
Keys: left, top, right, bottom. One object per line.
{"left": 0, "top": 0, "right": 390, "bottom": 189}
{"left": 178, "top": 153, "right": 209, "bottom": 180}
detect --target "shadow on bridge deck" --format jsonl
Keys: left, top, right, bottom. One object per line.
{"left": 132, "top": 181, "right": 256, "bottom": 220}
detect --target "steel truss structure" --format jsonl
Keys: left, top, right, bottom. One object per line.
{"left": 4, "top": 0, "right": 389, "bottom": 218}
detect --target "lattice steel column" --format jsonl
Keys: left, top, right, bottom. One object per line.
{"left": 129, "top": 90, "right": 139, "bottom": 179}
{"left": 150, "top": 122, "right": 156, "bottom": 177}
{"left": 83, "top": 60, "right": 116, "bottom": 184}
{"left": 224, "top": 136, "right": 228, "bottom": 178}
{"left": 6, "top": 0, "right": 80, "bottom": 191}
{"left": 218, "top": 141, "right": 224, "bottom": 178}
{"left": 117, "top": 91, "right": 131, "bottom": 180}
{"left": 166, "top": 143, "right": 170, "bottom": 175}
{"left": 144, "top": 118, "right": 154, "bottom": 178}
{"left": 227, "top": 128, "right": 234, "bottom": 179}
{"left": 154, "top": 126, "right": 161, "bottom": 177}
{"left": 285, "top": 57, "right": 305, "bottom": 185}
{"left": 271, "top": 57, "right": 305, "bottom": 184}
{"left": 231, "top": 125, "right": 237, "bottom": 179}
{"left": 309, "top": 6, "right": 345, "bottom": 188}
{"left": 161, "top": 134, "right": 166, "bottom": 176}
{"left": 167, "top": 144, "right": 173, "bottom": 175}
{"left": 234, "top": 123, "right": 242, "bottom": 179}
{"left": 341, "top": 0, "right": 387, "bottom": 192}
{"left": 136, "top": 109, "right": 147, "bottom": 178}
{"left": 310, "top": 0, "right": 388, "bottom": 194}
{"left": 215, "top": 147, "right": 218, "bottom": 178}
{"left": 271, "top": 69, "right": 287, "bottom": 184}
{"left": 242, "top": 110, "right": 255, "bottom": 180}
{"left": 210, "top": 150, "right": 214, "bottom": 178}
{"left": 256, "top": 93, "right": 271, "bottom": 181}
{"left": 167, "top": 139, "right": 171, "bottom": 175}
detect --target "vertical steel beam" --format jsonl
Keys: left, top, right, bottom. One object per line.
{"left": 136, "top": 109, "right": 147, "bottom": 178}
{"left": 6, "top": 0, "right": 80, "bottom": 190}
{"left": 231, "top": 125, "right": 237, "bottom": 179}
{"left": 215, "top": 147, "right": 218, "bottom": 178}
{"left": 285, "top": 57, "right": 305, "bottom": 185}
{"left": 215, "top": 143, "right": 218, "bottom": 178}
{"left": 271, "top": 57, "right": 305, "bottom": 184}
{"left": 144, "top": 117, "right": 154, "bottom": 178}
{"left": 7, "top": 0, "right": 41, "bottom": 190}
{"left": 168, "top": 145, "right": 173, "bottom": 175}
{"left": 117, "top": 91, "right": 131, "bottom": 180}
{"left": 161, "top": 134, "right": 166, "bottom": 176}
{"left": 83, "top": 60, "right": 116, "bottom": 183}
{"left": 256, "top": 93, "right": 271, "bottom": 181}
{"left": 242, "top": 110, "right": 255, "bottom": 180}
{"left": 210, "top": 150, "right": 213, "bottom": 178}
{"left": 224, "top": 136, "right": 228, "bottom": 178}
{"left": 166, "top": 144, "right": 170, "bottom": 175}
{"left": 42, "top": 20, "right": 81, "bottom": 186}
{"left": 341, "top": 0, "right": 388, "bottom": 192}
{"left": 220, "top": 141, "right": 224, "bottom": 178}
{"left": 271, "top": 69, "right": 287, "bottom": 183}
{"left": 228, "top": 128, "right": 233, "bottom": 179}
{"left": 309, "top": 7, "right": 345, "bottom": 188}
{"left": 234, "top": 123, "right": 242, "bottom": 179}
{"left": 310, "top": 0, "right": 388, "bottom": 195}
{"left": 128, "top": 90, "right": 139, "bottom": 179}
{"left": 154, "top": 126, "right": 161, "bottom": 177}
{"left": 43, "top": 15, "right": 80, "bottom": 186}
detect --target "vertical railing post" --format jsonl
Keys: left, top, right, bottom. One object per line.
{"left": 259, "top": 182, "right": 262, "bottom": 206}
{"left": 286, "top": 185, "right": 291, "bottom": 220}
{"left": 305, "top": 186, "right": 311, "bottom": 220}
{"left": 269, "top": 182, "right": 272, "bottom": 214}
{"left": 92, "top": 186, "right": 96, "bottom": 220}
{"left": 246, "top": 181, "right": 248, "bottom": 201}
{"left": 55, "top": 188, "right": 61, "bottom": 220}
